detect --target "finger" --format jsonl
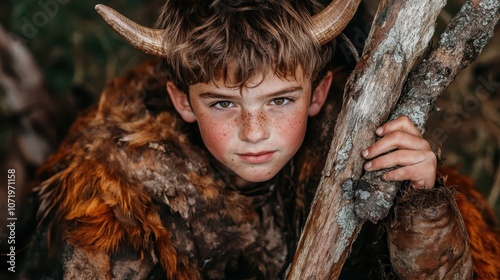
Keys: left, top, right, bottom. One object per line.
{"left": 363, "top": 149, "right": 434, "bottom": 172}
{"left": 376, "top": 115, "right": 420, "bottom": 137}
{"left": 362, "top": 131, "right": 431, "bottom": 160}
{"left": 382, "top": 163, "right": 436, "bottom": 189}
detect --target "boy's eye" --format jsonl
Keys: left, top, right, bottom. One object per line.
{"left": 213, "top": 101, "right": 233, "bottom": 109}
{"left": 271, "top": 98, "right": 290, "bottom": 106}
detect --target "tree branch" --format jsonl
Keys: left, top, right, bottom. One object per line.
{"left": 287, "top": 0, "right": 499, "bottom": 278}
{"left": 286, "top": 1, "right": 446, "bottom": 278}
{"left": 392, "top": 0, "right": 500, "bottom": 130}
{"left": 355, "top": 0, "right": 500, "bottom": 222}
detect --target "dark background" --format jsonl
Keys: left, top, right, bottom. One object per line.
{"left": 0, "top": 1, "right": 499, "bottom": 275}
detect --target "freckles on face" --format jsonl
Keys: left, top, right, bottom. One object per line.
{"left": 274, "top": 103, "right": 308, "bottom": 154}
{"left": 188, "top": 67, "right": 314, "bottom": 185}
{"left": 200, "top": 101, "right": 308, "bottom": 183}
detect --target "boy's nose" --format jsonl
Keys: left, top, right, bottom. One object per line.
{"left": 239, "top": 111, "right": 270, "bottom": 143}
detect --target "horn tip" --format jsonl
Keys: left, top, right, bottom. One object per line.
{"left": 95, "top": 4, "right": 108, "bottom": 13}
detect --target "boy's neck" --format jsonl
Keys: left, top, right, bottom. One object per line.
{"left": 210, "top": 156, "right": 272, "bottom": 192}
{"left": 234, "top": 176, "right": 257, "bottom": 189}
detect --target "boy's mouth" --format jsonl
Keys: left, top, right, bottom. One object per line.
{"left": 237, "top": 151, "right": 275, "bottom": 164}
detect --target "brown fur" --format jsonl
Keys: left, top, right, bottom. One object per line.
{"left": 34, "top": 61, "right": 202, "bottom": 279}
{"left": 439, "top": 166, "right": 500, "bottom": 279}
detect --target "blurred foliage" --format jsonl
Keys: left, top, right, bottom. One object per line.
{"left": 1, "top": 0, "right": 499, "bottom": 218}
{"left": 0, "top": 0, "right": 160, "bottom": 161}
{"left": 1, "top": 0, "right": 160, "bottom": 95}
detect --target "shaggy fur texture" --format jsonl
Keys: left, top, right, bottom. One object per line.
{"left": 440, "top": 166, "right": 500, "bottom": 279}
{"left": 20, "top": 60, "right": 500, "bottom": 279}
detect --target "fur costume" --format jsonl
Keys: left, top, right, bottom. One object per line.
{"left": 20, "top": 60, "right": 500, "bottom": 279}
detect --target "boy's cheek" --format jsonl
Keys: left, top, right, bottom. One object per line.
{"left": 197, "top": 118, "right": 237, "bottom": 159}
{"left": 278, "top": 114, "right": 308, "bottom": 146}
{"left": 199, "top": 123, "right": 231, "bottom": 148}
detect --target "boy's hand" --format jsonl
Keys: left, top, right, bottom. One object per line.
{"left": 361, "top": 116, "right": 437, "bottom": 189}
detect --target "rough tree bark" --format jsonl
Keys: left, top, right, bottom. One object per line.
{"left": 287, "top": 0, "right": 500, "bottom": 279}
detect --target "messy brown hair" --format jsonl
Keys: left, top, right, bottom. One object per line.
{"left": 156, "top": 0, "right": 335, "bottom": 93}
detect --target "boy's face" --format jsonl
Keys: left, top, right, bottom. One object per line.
{"left": 167, "top": 67, "right": 332, "bottom": 186}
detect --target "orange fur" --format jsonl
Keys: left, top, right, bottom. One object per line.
{"left": 439, "top": 166, "right": 500, "bottom": 279}
{"left": 34, "top": 61, "right": 202, "bottom": 279}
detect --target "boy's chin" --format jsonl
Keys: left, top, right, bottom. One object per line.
{"left": 233, "top": 170, "right": 279, "bottom": 188}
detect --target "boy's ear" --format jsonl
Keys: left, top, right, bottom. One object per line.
{"left": 308, "top": 71, "right": 333, "bottom": 117}
{"left": 166, "top": 82, "right": 197, "bottom": 123}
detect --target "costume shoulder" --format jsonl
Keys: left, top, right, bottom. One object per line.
{"left": 22, "top": 60, "right": 281, "bottom": 279}
{"left": 22, "top": 60, "right": 202, "bottom": 278}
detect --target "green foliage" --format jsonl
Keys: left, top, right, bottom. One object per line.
{"left": 4, "top": 0, "right": 158, "bottom": 95}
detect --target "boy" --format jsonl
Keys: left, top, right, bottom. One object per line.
{"left": 21, "top": 0, "right": 499, "bottom": 279}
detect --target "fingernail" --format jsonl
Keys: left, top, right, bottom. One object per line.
{"left": 376, "top": 127, "right": 383, "bottom": 135}
{"left": 381, "top": 173, "right": 387, "bottom": 181}
{"left": 362, "top": 149, "right": 369, "bottom": 158}
{"left": 364, "top": 161, "right": 371, "bottom": 170}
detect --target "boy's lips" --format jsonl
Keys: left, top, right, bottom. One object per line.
{"left": 238, "top": 151, "right": 275, "bottom": 164}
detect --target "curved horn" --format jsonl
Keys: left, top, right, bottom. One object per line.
{"left": 95, "top": 4, "right": 168, "bottom": 57}
{"left": 312, "top": 0, "right": 361, "bottom": 45}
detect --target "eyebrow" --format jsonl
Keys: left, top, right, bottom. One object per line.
{"left": 198, "top": 86, "right": 303, "bottom": 99}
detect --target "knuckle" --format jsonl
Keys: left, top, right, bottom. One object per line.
{"left": 386, "top": 167, "right": 406, "bottom": 181}
{"left": 422, "top": 140, "right": 431, "bottom": 150}
{"left": 399, "top": 115, "right": 411, "bottom": 123}
{"left": 392, "top": 130, "right": 406, "bottom": 139}
{"left": 369, "top": 158, "right": 381, "bottom": 169}
{"left": 418, "top": 150, "right": 429, "bottom": 161}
